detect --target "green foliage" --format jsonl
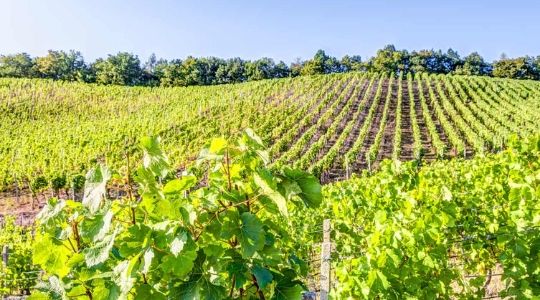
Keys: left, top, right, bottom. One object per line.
{"left": 34, "top": 50, "right": 87, "bottom": 81}
{"left": 31, "top": 129, "right": 322, "bottom": 299}
{"left": 300, "top": 50, "right": 342, "bottom": 75}
{"left": 294, "top": 135, "right": 540, "bottom": 298}
{"left": 493, "top": 56, "right": 537, "bottom": 80}
{"left": 31, "top": 176, "right": 49, "bottom": 193}
{"left": 92, "top": 52, "right": 143, "bottom": 86}
{"left": 0, "top": 53, "right": 35, "bottom": 78}
{"left": 51, "top": 174, "right": 67, "bottom": 194}
{"left": 3, "top": 47, "right": 540, "bottom": 86}
{"left": 371, "top": 45, "right": 409, "bottom": 74}
{"left": 2, "top": 70, "right": 540, "bottom": 192}
{"left": 453, "top": 52, "right": 491, "bottom": 76}
{"left": 71, "top": 174, "right": 86, "bottom": 193}
{"left": 0, "top": 216, "right": 40, "bottom": 296}
{"left": 340, "top": 55, "right": 363, "bottom": 72}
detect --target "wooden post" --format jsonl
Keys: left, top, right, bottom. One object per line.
{"left": 320, "top": 219, "right": 331, "bottom": 300}
{"left": 345, "top": 157, "right": 349, "bottom": 180}
{"left": 2, "top": 245, "right": 9, "bottom": 266}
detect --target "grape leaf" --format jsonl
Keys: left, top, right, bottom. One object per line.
{"left": 255, "top": 169, "right": 288, "bottom": 217}
{"left": 83, "top": 164, "right": 111, "bottom": 214}
{"left": 83, "top": 229, "right": 118, "bottom": 267}
{"left": 33, "top": 234, "right": 71, "bottom": 277}
{"left": 237, "top": 212, "right": 265, "bottom": 258}
{"left": 251, "top": 264, "right": 273, "bottom": 289}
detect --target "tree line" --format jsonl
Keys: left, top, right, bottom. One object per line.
{"left": 1, "top": 45, "right": 540, "bottom": 87}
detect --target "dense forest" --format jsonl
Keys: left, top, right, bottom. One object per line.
{"left": 1, "top": 45, "right": 540, "bottom": 87}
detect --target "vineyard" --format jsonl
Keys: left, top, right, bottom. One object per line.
{"left": 2, "top": 72, "right": 540, "bottom": 204}
{"left": 3, "top": 1, "right": 540, "bottom": 298}
{"left": 1, "top": 131, "right": 539, "bottom": 299}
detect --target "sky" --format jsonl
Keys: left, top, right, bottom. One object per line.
{"left": 1, "top": 0, "right": 539, "bottom": 63}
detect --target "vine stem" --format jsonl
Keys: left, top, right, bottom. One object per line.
{"left": 251, "top": 274, "right": 266, "bottom": 300}
{"left": 71, "top": 221, "right": 82, "bottom": 252}
{"left": 229, "top": 274, "right": 236, "bottom": 298}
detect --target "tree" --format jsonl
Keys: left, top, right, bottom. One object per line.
{"left": 531, "top": 56, "right": 540, "bottom": 79}
{"left": 158, "top": 59, "right": 184, "bottom": 87}
{"left": 158, "top": 57, "right": 216, "bottom": 87}
{"left": 492, "top": 56, "right": 535, "bottom": 79}
{"left": 216, "top": 58, "right": 246, "bottom": 84}
{"left": 409, "top": 50, "right": 429, "bottom": 73}
{"left": 141, "top": 53, "right": 168, "bottom": 86}
{"left": 92, "top": 52, "right": 143, "bottom": 86}
{"left": 34, "top": 50, "right": 86, "bottom": 81}
{"left": 290, "top": 58, "right": 304, "bottom": 77}
{"left": 300, "top": 50, "right": 342, "bottom": 75}
{"left": 371, "top": 45, "right": 409, "bottom": 74}
{"left": 273, "top": 60, "right": 291, "bottom": 78}
{"left": 453, "top": 52, "right": 491, "bottom": 76}
{"left": 341, "top": 55, "right": 362, "bottom": 72}
{"left": 180, "top": 56, "right": 206, "bottom": 86}
{"left": 0, "top": 53, "right": 35, "bottom": 78}
{"left": 198, "top": 57, "right": 225, "bottom": 85}
{"left": 441, "top": 48, "right": 461, "bottom": 73}
{"left": 245, "top": 58, "right": 276, "bottom": 81}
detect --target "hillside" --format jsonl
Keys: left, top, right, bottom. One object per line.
{"left": 1, "top": 72, "right": 540, "bottom": 195}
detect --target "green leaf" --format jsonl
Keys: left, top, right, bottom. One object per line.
{"left": 169, "top": 280, "right": 200, "bottom": 300}
{"left": 66, "top": 253, "right": 84, "bottom": 269}
{"left": 209, "top": 137, "right": 227, "bottom": 154}
{"left": 227, "top": 260, "right": 249, "bottom": 289}
{"left": 83, "top": 164, "right": 111, "bottom": 214}
{"left": 243, "top": 128, "right": 265, "bottom": 148}
{"left": 271, "top": 270, "right": 304, "bottom": 300}
{"left": 251, "top": 264, "right": 273, "bottom": 289}
{"left": 237, "top": 212, "right": 265, "bottom": 258}
{"left": 36, "top": 198, "right": 66, "bottom": 225}
{"left": 94, "top": 282, "right": 121, "bottom": 300}
{"left": 160, "top": 239, "right": 198, "bottom": 277}
{"left": 280, "top": 179, "right": 303, "bottom": 200}
{"left": 83, "top": 228, "right": 118, "bottom": 267}
{"left": 81, "top": 209, "right": 113, "bottom": 242}
{"left": 31, "top": 276, "right": 68, "bottom": 300}
{"left": 141, "top": 248, "right": 154, "bottom": 274}
{"left": 283, "top": 168, "right": 322, "bottom": 208}
{"left": 199, "top": 280, "right": 227, "bottom": 300}
{"left": 140, "top": 136, "right": 170, "bottom": 179}
{"left": 255, "top": 169, "right": 288, "bottom": 217}
{"left": 27, "top": 292, "right": 53, "bottom": 300}
{"left": 33, "top": 234, "right": 71, "bottom": 277}
{"left": 164, "top": 176, "right": 196, "bottom": 194}
{"left": 272, "top": 284, "right": 303, "bottom": 300}
{"left": 376, "top": 270, "right": 390, "bottom": 290}
{"left": 170, "top": 232, "right": 188, "bottom": 257}
{"left": 113, "top": 256, "right": 140, "bottom": 298}
{"left": 134, "top": 284, "right": 166, "bottom": 300}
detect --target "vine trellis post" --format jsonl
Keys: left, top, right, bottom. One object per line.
{"left": 320, "top": 219, "right": 331, "bottom": 300}
{"left": 2, "top": 245, "right": 9, "bottom": 266}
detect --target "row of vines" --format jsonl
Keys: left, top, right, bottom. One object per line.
{"left": 1, "top": 72, "right": 540, "bottom": 194}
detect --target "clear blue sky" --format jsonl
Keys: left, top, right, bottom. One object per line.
{"left": 1, "top": 0, "right": 539, "bottom": 63}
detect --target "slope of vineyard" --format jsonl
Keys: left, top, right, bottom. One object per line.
{"left": 1, "top": 72, "right": 540, "bottom": 200}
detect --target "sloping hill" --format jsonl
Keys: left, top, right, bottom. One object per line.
{"left": 1, "top": 72, "right": 539, "bottom": 197}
